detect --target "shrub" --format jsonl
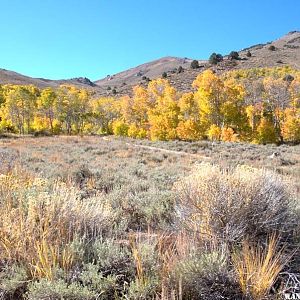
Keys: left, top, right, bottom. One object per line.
{"left": 0, "top": 264, "right": 28, "bottom": 299}
{"left": 175, "top": 163, "right": 295, "bottom": 244}
{"left": 228, "top": 51, "right": 239, "bottom": 60}
{"left": 102, "top": 183, "right": 175, "bottom": 231}
{"left": 80, "top": 264, "right": 119, "bottom": 298}
{"left": 173, "top": 250, "right": 241, "bottom": 299}
{"left": 177, "top": 66, "right": 184, "bottom": 73}
{"left": 89, "top": 239, "right": 133, "bottom": 278}
{"left": 162, "top": 72, "right": 168, "bottom": 78}
{"left": 190, "top": 60, "right": 200, "bottom": 69}
{"left": 209, "top": 53, "right": 223, "bottom": 65}
{"left": 128, "top": 124, "right": 147, "bottom": 139}
{"left": 27, "top": 279, "right": 96, "bottom": 300}
{"left": 268, "top": 45, "right": 276, "bottom": 51}
{"left": 246, "top": 50, "right": 252, "bottom": 57}
{"left": 127, "top": 237, "right": 160, "bottom": 299}
{"left": 221, "top": 127, "right": 237, "bottom": 142}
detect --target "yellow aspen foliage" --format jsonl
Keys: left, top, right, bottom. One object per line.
{"left": 176, "top": 119, "right": 204, "bottom": 141}
{"left": 207, "top": 124, "right": 221, "bottom": 141}
{"left": 32, "top": 116, "right": 50, "bottom": 131}
{"left": 112, "top": 119, "right": 129, "bottom": 136}
{"left": 147, "top": 79, "right": 179, "bottom": 141}
{"left": 289, "top": 78, "right": 300, "bottom": 109}
{"left": 221, "top": 127, "right": 237, "bottom": 142}
{"left": 193, "top": 70, "right": 224, "bottom": 127}
{"left": 177, "top": 92, "right": 204, "bottom": 140}
{"left": 178, "top": 92, "right": 199, "bottom": 119}
{"left": 128, "top": 124, "right": 147, "bottom": 139}
{"left": 0, "top": 66, "right": 299, "bottom": 144}
{"left": 52, "top": 119, "right": 62, "bottom": 134}
{"left": 132, "top": 86, "right": 151, "bottom": 125}
{"left": 245, "top": 105, "right": 262, "bottom": 132}
{"left": 282, "top": 109, "right": 300, "bottom": 143}
{"left": 256, "top": 118, "right": 277, "bottom": 144}
{"left": 246, "top": 105, "right": 256, "bottom": 131}
{"left": 1, "top": 85, "right": 37, "bottom": 134}
{"left": 37, "top": 88, "right": 57, "bottom": 133}
{"left": 222, "top": 80, "right": 247, "bottom": 130}
{"left": 91, "top": 97, "right": 119, "bottom": 134}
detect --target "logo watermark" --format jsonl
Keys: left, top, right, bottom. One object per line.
{"left": 284, "top": 293, "right": 300, "bottom": 299}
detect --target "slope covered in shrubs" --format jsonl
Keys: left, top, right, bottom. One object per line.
{"left": 0, "top": 141, "right": 299, "bottom": 299}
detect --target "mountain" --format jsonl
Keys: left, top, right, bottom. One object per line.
{"left": 1, "top": 31, "right": 299, "bottom": 96}
{"left": 0, "top": 69, "right": 98, "bottom": 90}
{"left": 94, "top": 56, "right": 196, "bottom": 88}
{"left": 95, "top": 31, "right": 300, "bottom": 96}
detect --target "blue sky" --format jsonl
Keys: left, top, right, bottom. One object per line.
{"left": 0, "top": 0, "right": 299, "bottom": 81}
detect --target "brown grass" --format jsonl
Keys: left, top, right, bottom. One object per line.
{"left": 0, "top": 169, "right": 114, "bottom": 280}
{"left": 233, "top": 234, "right": 288, "bottom": 299}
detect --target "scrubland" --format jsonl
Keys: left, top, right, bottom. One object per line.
{"left": 0, "top": 135, "right": 299, "bottom": 299}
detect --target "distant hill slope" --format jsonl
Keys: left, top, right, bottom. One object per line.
{"left": 94, "top": 56, "right": 196, "bottom": 87}
{"left": 95, "top": 31, "right": 300, "bottom": 96}
{"left": 1, "top": 31, "right": 299, "bottom": 96}
{"left": 0, "top": 69, "right": 98, "bottom": 90}
{"left": 237, "top": 30, "right": 300, "bottom": 70}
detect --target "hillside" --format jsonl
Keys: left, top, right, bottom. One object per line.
{"left": 0, "top": 68, "right": 98, "bottom": 90}
{"left": 1, "top": 31, "right": 299, "bottom": 96}
{"left": 96, "top": 31, "right": 300, "bottom": 96}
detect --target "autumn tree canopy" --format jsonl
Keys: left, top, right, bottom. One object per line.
{"left": 0, "top": 66, "right": 299, "bottom": 144}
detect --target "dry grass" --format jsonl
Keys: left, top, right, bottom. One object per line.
{"left": 233, "top": 234, "right": 288, "bottom": 299}
{"left": 0, "top": 136, "right": 299, "bottom": 299}
{"left": 0, "top": 169, "right": 114, "bottom": 280}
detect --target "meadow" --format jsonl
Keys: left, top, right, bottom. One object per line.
{"left": 0, "top": 135, "right": 300, "bottom": 299}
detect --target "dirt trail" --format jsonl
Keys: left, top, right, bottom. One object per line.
{"left": 102, "top": 136, "right": 211, "bottom": 160}
{"left": 126, "top": 142, "right": 211, "bottom": 160}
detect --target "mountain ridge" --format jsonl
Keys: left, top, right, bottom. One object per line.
{"left": 1, "top": 31, "right": 300, "bottom": 96}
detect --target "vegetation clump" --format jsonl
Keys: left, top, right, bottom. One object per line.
{"left": 209, "top": 52, "right": 223, "bottom": 64}
{"left": 190, "top": 60, "right": 200, "bottom": 69}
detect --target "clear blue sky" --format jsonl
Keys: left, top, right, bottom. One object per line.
{"left": 0, "top": 0, "right": 299, "bottom": 81}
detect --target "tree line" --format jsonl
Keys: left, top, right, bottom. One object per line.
{"left": 0, "top": 66, "right": 299, "bottom": 144}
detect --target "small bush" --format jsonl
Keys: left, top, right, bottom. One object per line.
{"left": 246, "top": 50, "right": 252, "bottom": 57}
{"left": 80, "top": 264, "right": 119, "bottom": 298}
{"left": 177, "top": 66, "right": 184, "bottom": 73}
{"left": 228, "top": 51, "right": 239, "bottom": 60}
{"left": 27, "top": 279, "right": 96, "bottom": 300}
{"left": 268, "top": 45, "right": 276, "bottom": 51}
{"left": 89, "top": 239, "right": 133, "bottom": 277}
{"left": 162, "top": 72, "right": 168, "bottom": 79}
{"left": 112, "top": 120, "right": 129, "bottom": 136}
{"left": 209, "top": 53, "right": 223, "bottom": 64}
{"left": 175, "top": 163, "right": 295, "bottom": 244}
{"left": 190, "top": 60, "right": 200, "bottom": 69}
{"left": 173, "top": 250, "right": 241, "bottom": 299}
{"left": 0, "top": 264, "right": 28, "bottom": 299}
